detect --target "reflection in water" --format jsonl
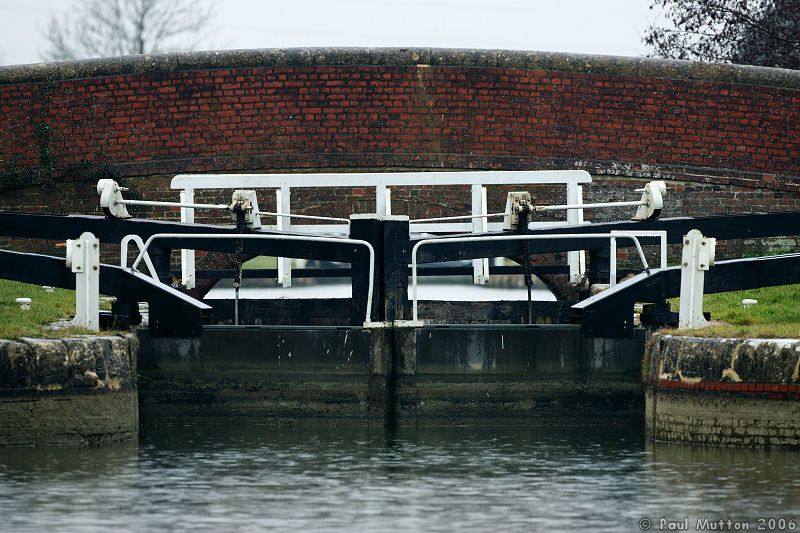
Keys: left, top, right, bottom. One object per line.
{"left": 0, "top": 423, "right": 798, "bottom": 532}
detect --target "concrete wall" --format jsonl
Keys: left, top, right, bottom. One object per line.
{"left": 645, "top": 334, "right": 800, "bottom": 447}
{"left": 137, "top": 325, "right": 391, "bottom": 425}
{"left": 396, "top": 324, "right": 645, "bottom": 425}
{"left": 0, "top": 335, "right": 138, "bottom": 446}
{"left": 137, "top": 323, "right": 646, "bottom": 427}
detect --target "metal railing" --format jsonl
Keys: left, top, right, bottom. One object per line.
{"left": 171, "top": 170, "right": 592, "bottom": 288}
{"left": 120, "top": 234, "right": 159, "bottom": 280}
{"left": 410, "top": 233, "right": 650, "bottom": 322}
{"left": 609, "top": 230, "right": 667, "bottom": 286}
{"left": 128, "top": 233, "right": 376, "bottom": 325}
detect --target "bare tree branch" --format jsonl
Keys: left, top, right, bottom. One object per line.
{"left": 644, "top": 0, "right": 800, "bottom": 69}
{"left": 42, "top": 0, "right": 214, "bottom": 61}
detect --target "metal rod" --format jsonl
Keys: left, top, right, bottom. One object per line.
{"left": 411, "top": 200, "right": 645, "bottom": 223}
{"left": 118, "top": 199, "right": 230, "bottom": 210}
{"left": 410, "top": 212, "right": 506, "bottom": 223}
{"left": 119, "top": 199, "right": 349, "bottom": 226}
{"left": 252, "top": 211, "right": 350, "bottom": 224}
{"left": 131, "top": 233, "right": 376, "bottom": 324}
{"left": 234, "top": 286, "right": 240, "bottom": 325}
{"left": 117, "top": 199, "right": 350, "bottom": 224}
{"left": 536, "top": 200, "right": 644, "bottom": 212}
{"left": 411, "top": 232, "right": 650, "bottom": 322}
{"left": 528, "top": 285, "right": 532, "bottom": 325}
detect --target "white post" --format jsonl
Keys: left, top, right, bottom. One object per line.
{"left": 566, "top": 180, "right": 585, "bottom": 283}
{"left": 609, "top": 236, "right": 617, "bottom": 286}
{"left": 678, "top": 229, "right": 716, "bottom": 329}
{"left": 376, "top": 184, "right": 388, "bottom": 216}
{"left": 577, "top": 185, "right": 586, "bottom": 278}
{"left": 481, "top": 186, "right": 489, "bottom": 282}
{"left": 66, "top": 231, "right": 100, "bottom": 330}
{"left": 471, "top": 185, "right": 489, "bottom": 284}
{"left": 384, "top": 188, "right": 392, "bottom": 216}
{"left": 276, "top": 187, "right": 292, "bottom": 287}
{"left": 180, "top": 189, "right": 196, "bottom": 289}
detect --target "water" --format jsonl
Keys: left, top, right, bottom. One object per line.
{"left": 1, "top": 423, "right": 798, "bottom": 532}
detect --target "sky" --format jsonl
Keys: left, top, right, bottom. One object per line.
{"left": 0, "top": 0, "right": 658, "bottom": 66}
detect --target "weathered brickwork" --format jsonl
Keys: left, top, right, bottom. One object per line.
{"left": 3, "top": 54, "right": 800, "bottom": 184}
{"left": 1, "top": 49, "right": 799, "bottom": 263}
{"left": 645, "top": 334, "right": 800, "bottom": 447}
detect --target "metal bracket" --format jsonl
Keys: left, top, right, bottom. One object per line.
{"left": 678, "top": 229, "right": 716, "bottom": 329}
{"left": 97, "top": 179, "right": 132, "bottom": 219}
{"left": 67, "top": 231, "right": 100, "bottom": 330}
{"left": 230, "top": 190, "right": 262, "bottom": 228}
{"left": 503, "top": 191, "right": 532, "bottom": 230}
{"left": 632, "top": 181, "right": 667, "bottom": 221}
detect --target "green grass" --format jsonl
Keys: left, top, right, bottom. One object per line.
{"left": 243, "top": 256, "right": 278, "bottom": 269}
{"left": 666, "top": 284, "right": 800, "bottom": 338}
{"left": 0, "top": 280, "right": 102, "bottom": 340}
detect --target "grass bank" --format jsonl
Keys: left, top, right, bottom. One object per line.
{"left": 667, "top": 284, "right": 800, "bottom": 338}
{"left": 0, "top": 280, "right": 99, "bottom": 339}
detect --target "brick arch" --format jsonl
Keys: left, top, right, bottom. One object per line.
{"left": 2, "top": 48, "right": 800, "bottom": 289}
{"left": 1, "top": 48, "right": 799, "bottom": 195}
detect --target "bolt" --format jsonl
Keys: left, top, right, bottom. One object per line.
{"left": 93, "top": 266, "right": 98, "bottom": 271}
{"left": 682, "top": 262, "right": 688, "bottom": 267}
{"left": 684, "top": 240, "right": 689, "bottom": 245}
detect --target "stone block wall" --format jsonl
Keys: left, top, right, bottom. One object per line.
{"left": 645, "top": 334, "right": 800, "bottom": 447}
{"left": 0, "top": 334, "right": 138, "bottom": 446}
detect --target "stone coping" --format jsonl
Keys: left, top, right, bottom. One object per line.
{"left": 1, "top": 47, "right": 799, "bottom": 90}
{"left": 0, "top": 335, "right": 137, "bottom": 393}
{"left": 645, "top": 334, "right": 800, "bottom": 393}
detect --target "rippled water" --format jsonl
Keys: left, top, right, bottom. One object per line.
{"left": 1, "top": 423, "right": 799, "bottom": 532}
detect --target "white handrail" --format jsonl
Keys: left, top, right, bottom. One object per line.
{"left": 171, "top": 170, "right": 592, "bottom": 189}
{"left": 130, "top": 233, "right": 376, "bottom": 324}
{"left": 609, "top": 230, "right": 667, "bottom": 286}
{"left": 410, "top": 232, "right": 651, "bottom": 322}
{"left": 120, "top": 234, "right": 160, "bottom": 280}
{"left": 171, "top": 170, "right": 592, "bottom": 288}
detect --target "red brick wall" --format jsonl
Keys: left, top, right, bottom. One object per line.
{"left": 1, "top": 49, "right": 799, "bottom": 259}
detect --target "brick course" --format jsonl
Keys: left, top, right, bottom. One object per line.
{"left": 1, "top": 48, "right": 799, "bottom": 262}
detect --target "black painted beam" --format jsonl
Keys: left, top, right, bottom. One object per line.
{"left": 383, "top": 217, "right": 410, "bottom": 322}
{"left": 0, "top": 249, "right": 211, "bottom": 336}
{"left": 573, "top": 252, "right": 800, "bottom": 337}
{"left": 0, "top": 211, "right": 358, "bottom": 262}
{"left": 349, "top": 216, "right": 383, "bottom": 324}
{"left": 411, "top": 211, "right": 800, "bottom": 263}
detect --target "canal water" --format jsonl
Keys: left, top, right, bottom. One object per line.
{"left": 1, "top": 423, "right": 798, "bottom": 532}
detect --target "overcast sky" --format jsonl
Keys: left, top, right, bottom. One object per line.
{"left": 0, "top": 0, "right": 658, "bottom": 66}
